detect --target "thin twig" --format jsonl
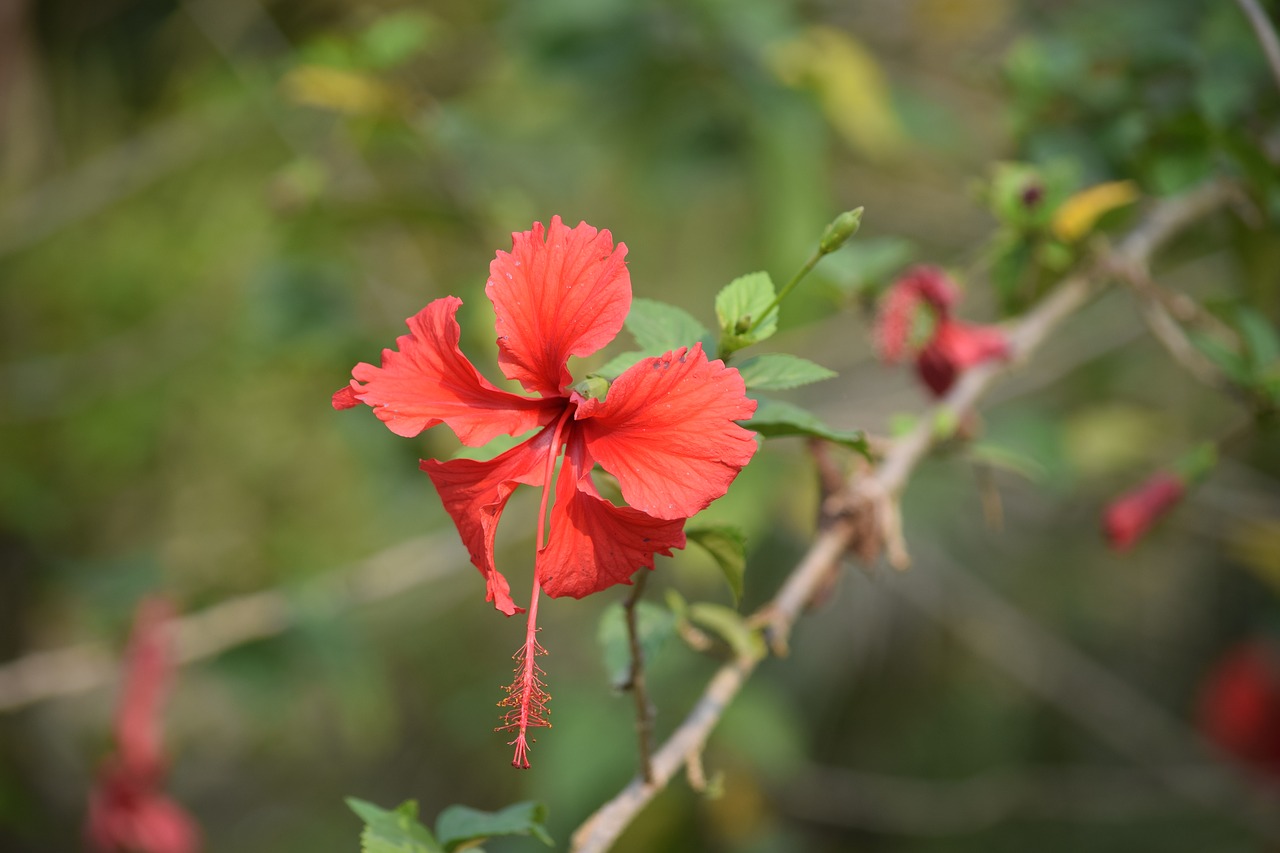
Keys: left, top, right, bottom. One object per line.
{"left": 777, "top": 762, "right": 1262, "bottom": 836}
{"left": 568, "top": 179, "right": 1236, "bottom": 853}
{"left": 0, "top": 529, "right": 476, "bottom": 712}
{"left": 1235, "top": 0, "right": 1280, "bottom": 94}
{"left": 888, "top": 544, "right": 1280, "bottom": 835}
{"left": 621, "top": 572, "right": 655, "bottom": 784}
{"left": 1123, "top": 265, "right": 1234, "bottom": 390}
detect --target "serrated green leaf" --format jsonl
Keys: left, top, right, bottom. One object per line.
{"left": 626, "top": 298, "right": 711, "bottom": 352}
{"left": 597, "top": 601, "right": 676, "bottom": 688}
{"left": 347, "top": 798, "right": 442, "bottom": 853}
{"left": 686, "top": 526, "right": 748, "bottom": 603}
{"left": 436, "top": 802, "right": 553, "bottom": 850}
{"left": 1236, "top": 306, "right": 1280, "bottom": 374}
{"left": 745, "top": 397, "right": 869, "bottom": 456}
{"left": 736, "top": 354, "right": 836, "bottom": 390}
{"left": 716, "top": 272, "right": 778, "bottom": 354}
{"left": 687, "top": 602, "right": 765, "bottom": 661}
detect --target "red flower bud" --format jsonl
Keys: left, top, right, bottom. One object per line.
{"left": 1197, "top": 641, "right": 1280, "bottom": 778}
{"left": 1101, "top": 472, "right": 1185, "bottom": 551}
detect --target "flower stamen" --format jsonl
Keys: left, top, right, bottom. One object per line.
{"left": 494, "top": 407, "right": 574, "bottom": 768}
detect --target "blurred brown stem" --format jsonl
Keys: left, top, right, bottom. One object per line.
{"left": 621, "top": 571, "right": 655, "bottom": 785}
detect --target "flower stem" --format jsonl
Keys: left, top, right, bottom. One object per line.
{"left": 746, "top": 207, "right": 862, "bottom": 336}
{"left": 621, "top": 571, "right": 655, "bottom": 784}
{"left": 746, "top": 250, "right": 821, "bottom": 336}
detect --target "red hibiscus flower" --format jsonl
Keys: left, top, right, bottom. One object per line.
{"left": 876, "top": 265, "right": 1009, "bottom": 397}
{"left": 335, "top": 217, "right": 758, "bottom": 767}
{"left": 87, "top": 598, "right": 201, "bottom": 853}
{"left": 1101, "top": 471, "right": 1185, "bottom": 551}
{"left": 1197, "top": 640, "right": 1280, "bottom": 779}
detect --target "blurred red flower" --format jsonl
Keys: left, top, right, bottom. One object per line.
{"left": 1101, "top": 471, "right": 1184, "bottom": 551}
{"left": 86, "top": 598, "right": 200, "bottom": 853}
{"left": 876, "top": 265, "right": 1008, "bottom": 396}
{"left": 335, "top": 217, "right": 757, "bottom": 766}
{"left": 1197, "top": 640, "right": 1280, "bottom": 779}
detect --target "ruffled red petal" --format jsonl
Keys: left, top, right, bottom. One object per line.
{"left": 421, "top": 429, "right": 555, "bottom": 615}
{"left": 573, "top": 343, "right": 757, "bottom": 520}
{"left": 487, "top": 217, "right": 631, "bottom": 397}
{"left": 916, "top": 318, "right": 1009, "bottom": 396}
{"left": 344, "top": 297, "right": 559, "bottom": 444}
{"left": 331, "top": 385, "right": 360, "bottom": 410}
{"left": 536, "top": 445, "right": 686, "bottom": 599}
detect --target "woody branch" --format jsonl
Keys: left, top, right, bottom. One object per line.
{"left": 568, "top": 178, "right": 1239, "bottom": 853}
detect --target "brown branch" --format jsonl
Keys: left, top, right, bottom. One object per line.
{"left": 1235, "top": 0, "right": 1280, "bottom": 95}
{"left": 0, "top": 529, "right": 474, "bottom": 712}
{"left": 777, "top": 762, "right": 1260, "bottom": 836}
{"left": 621, "top": 572, "right": 655, "bottom": 784}
{"left": 568, "top": 179, "right": 1237, "bottom": 853}
{"left": 892, "top": 544, "right": 1280, "bottom": 836}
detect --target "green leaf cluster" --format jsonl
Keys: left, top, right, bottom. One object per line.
{"left": 347, "top": 798, "right": 553, "bottom": 853}
{"left": 980, "top": 161, "right": 1082, "bottom": 314}
{"left": 1189, "top": 306, "right": 1280, "bottom": 411}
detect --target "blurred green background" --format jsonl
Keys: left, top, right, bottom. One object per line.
{"left": 2, "top": 0, "right": 1279, "bottom": 850}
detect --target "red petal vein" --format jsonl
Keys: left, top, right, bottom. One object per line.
{"left": 347, "top": 297, "right": 558, "bottom": 444}
{"left": 488, "top": 217, "right": 631, "bottom": 397}
{"left": 574, "top": 343, "right": 758, "bottom": 520}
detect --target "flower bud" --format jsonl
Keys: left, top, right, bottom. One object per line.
{"left": 1101, "top": 471, "right": 1185, "bottom": 551}
{"left": 819, "top": 207, "right": 863, "bottom": 255}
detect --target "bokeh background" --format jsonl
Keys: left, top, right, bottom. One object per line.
{"left": 2, "top": 0, "right": 1280, "bottom": 850}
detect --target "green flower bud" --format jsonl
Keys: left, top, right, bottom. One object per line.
{"left": 572, "top": 374, "right": 612, "bottom": 400}
{"left": 819, "top": 207, "right": 864, "bottom": 255}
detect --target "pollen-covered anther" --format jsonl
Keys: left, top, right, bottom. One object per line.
{"left": 495, "top": 636, "right": 551, "bottom": 769}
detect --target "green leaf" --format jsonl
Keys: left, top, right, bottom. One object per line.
{"left": 594, "top": 300, "right": 713, "bottom": 380}
{"left": 745, "top": 398, "right": 869, "bottom": 456}
{"left": 347, "top": 798, "right": 442, "bottom": 853}
{"left": 967, "top": 442, "right": 1048, "bottom": 483}
{"left": 435, "top": 802, "right": 553, "bottom": 850}
{"left": 686, "top": 526, "right": 748, "bottom": 603}
{"left": 1236, "top": 306, "right": 1280, "bottom": 374}
{"left": 687, "top": 602, "right": 765, "bottom": 661}
{"left": 597, "top": 602, "right": 676, "bottom": 689}
{"left": 822, "top": 236, "right": 915, "bottom": 296}
{"left": 1188, "top": 331, "right": 1251, "bottom": 385}
{"left": 735, "top": 354, "right": 836, "bottom": 390}
{"left": 626, "top": 298, "right": 711, "bottom": 353}
{"left": 594, "top": 351, "right": 649, "bottom": 381}
{"left": 716, "top": 272, "right": 778, "bottom": 354}
{"left": 358, "top": 11, "right": 439, "bottom": 69}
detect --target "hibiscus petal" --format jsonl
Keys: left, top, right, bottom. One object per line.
{"left": 574, "top": 343, "right": 758, "bottom": 520}
{"left": 420, "top": 429, "right": 553, "bottom": 615}
{"left": 537, "top": 448, "right": 686, "bottom": 599}
{"left": 917, "top": 318, "right": 1009, "bottom": 396}
{"left": 345, "top": 297, "right": 558, "bottom": 444}
{"left": 487, "top": 217, "right": 631, "bottom": 397}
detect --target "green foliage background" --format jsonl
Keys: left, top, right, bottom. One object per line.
{"left": 1, "top": 0, "right": 1278, "bottom": 851}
